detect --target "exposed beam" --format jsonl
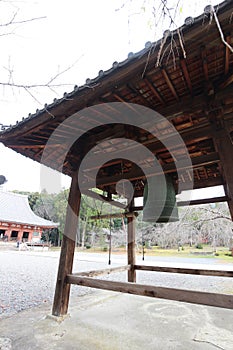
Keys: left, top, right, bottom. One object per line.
{"left": 127, "top": 83, "right": 151, "bottom": 108}
{"left": 161, "top": 68, "right": 179, "bottom": 101}
{"left": 177, "top": 177, "right": 223, "bottom": 191}
{"left": 7, "top": 144, "right": 60, "bottom": 149}
{"left": 82, "top": 152, "right": 219, "bottom": 189}
{"left": 73, "top": 265, "right": 130, "bottom": 278}
{"left": 132, "top": 195, "right": 228, "bottom": 211}
{"left": 66, "top": 275, "right": 233, "bottom": 309}
{"left": 155, "top": 84, "right": 233, "bottom": 119}
{"left": 225, "top": 35, "right": 231, "bottom": 75}
{"left": 90, "top": 212, "right": 136, "bottom": 220}
{"left": 201, "top": 46, "right": 209, "bottom": 81}
{"left": 134, "top": 264, "right": 233, "bottom": 277}
{"left": 180, "top": 59, "right": 193, "bottom": 94}
{"left": 213, "top": 127, "right": 233, "bottom": 220}
{"left": 177, "top": 195, "right": 228, "bottom": 207}
{"left": 81, "top": 123, "right": 214, "bottom": 173}
{"left": 83, "top": 190, "right": 127, "bottom": 209}
{"left": 144, "top": 78, "right": 165, "bottom": 105}
{"left": 219, "top": 72, "right": 233, "bottom": 90}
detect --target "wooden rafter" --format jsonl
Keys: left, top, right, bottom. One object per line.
{"left": 143, "top": 78, "right": 165, "bottom": 105}
{"left": 127, "top": 83, "right": 151, "bottom": 107}
{"left": 81, "top": 123, "right": 214, "bottom": 173}
{"left": 201, "top": 46, "right": 209, "bottom": 81}
{"left": 161, "top": 68, "right": 179, "bottom": 101}
{"left": 225, "top": 35, "right": 231, "bottom": 75}
{"left": 219, "top": 71, "right": 233, "bottom": 89}
{"left": 180, "top": 59, "right": 192, "bottom": 94}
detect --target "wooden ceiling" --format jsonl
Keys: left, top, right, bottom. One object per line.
{"left": 1, "top": 1, "right": 233, "bottom": 200}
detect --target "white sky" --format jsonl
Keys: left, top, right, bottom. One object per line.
{"left": 0, "top": 0, "right": 224, "bottom": 197}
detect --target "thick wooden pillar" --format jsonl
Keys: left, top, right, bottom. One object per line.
{"left": 213, "top": 127, "right": 233, "bottom": 220}
{"left": 52, "top": 172, "right": 81, "bottom": 316}
{"left": 127, "top": 212, "right": 136, "bottom": 282}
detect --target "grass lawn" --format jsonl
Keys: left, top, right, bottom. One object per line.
{"left": 50, "top": 244, "right": 233, "bottom": 261}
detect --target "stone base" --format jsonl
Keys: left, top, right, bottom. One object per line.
{"left": 45, "top": 313, "right": 70, "bottom": 323}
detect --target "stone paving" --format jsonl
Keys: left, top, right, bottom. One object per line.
{"left": 0, "top": 247, "right": 233, "bottom": 318}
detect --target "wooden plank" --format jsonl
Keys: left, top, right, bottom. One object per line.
{"left": 52, "top": 172, "right": 81, "bottom": 317}
{"left": 134, "top": 264, "right": 233, "bottom": 277}
{"left": 73, "top": 265, "right": 130, "bottom": 277}
{"left": 127, "top": 212, "right": 136, "bottom": 283}
{"left": 66, "top": 276, "right": 233, "bottom": 309}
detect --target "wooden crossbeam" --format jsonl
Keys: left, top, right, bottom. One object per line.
{"left": 134, "top": 264, "right": 233, "bottom": 277}
{"left": 82, "top": 152, "right": 219, "bottom": 189}
{"left": 90, "top": 212, "right": 136, "bottom": 220}
{"left": 177, "top": 195, "right": 228, "bottom": 206}
{"left": 66, "top": 275, "right": 233, "bottom": 309}
{"left": 132, "top": 195, "right": 228, "bottom": 211}
{"left": 83, "top": 190, "right": 126, "bottom": 209}
{"left": 73, "top": 265, "right": 130, "bottom": 278}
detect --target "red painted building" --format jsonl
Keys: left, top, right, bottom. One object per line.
{"left": 0, "top": 191, "right": 58, "bottom": 242}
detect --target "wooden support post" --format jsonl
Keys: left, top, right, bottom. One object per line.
{"left": 52, "top": 172, "right": 81, "bottom": 316}
{"left": 213, "top": 127, "right": 233, "bottom": 220}
{"left": 127, "top": 212, "right": 136, "bottom": 282}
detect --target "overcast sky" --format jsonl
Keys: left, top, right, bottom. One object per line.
{"left": 0, "top": 0, "right": 223, "bottom": 197}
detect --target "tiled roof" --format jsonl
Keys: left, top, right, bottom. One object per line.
{"left": 0, "top": 191, "right": 58, "bottom": 227}
{"left": 0, "top": 0, "right": 229, "bottom": 134}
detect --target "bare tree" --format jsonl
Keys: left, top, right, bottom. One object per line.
{"left": 117, "top": 0, "right": 233, "bottom": 69}
{"left": 0, "top": 1, "right": 82, "bottom": 129}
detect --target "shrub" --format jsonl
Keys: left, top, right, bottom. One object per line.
{"left": 195, "top": 243, "right": 203, "bottom": 249}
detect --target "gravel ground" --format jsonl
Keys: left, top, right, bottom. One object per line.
{"left": 0, "top": 247, "right": 233, "bottom": 318}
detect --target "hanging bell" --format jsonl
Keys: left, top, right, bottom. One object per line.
{"left": 142, "top": 174, "right": 179, "bottom": 223}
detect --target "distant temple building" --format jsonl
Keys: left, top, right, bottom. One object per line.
{"left": 0, "top": 191, "right": 58, "bottom": 242}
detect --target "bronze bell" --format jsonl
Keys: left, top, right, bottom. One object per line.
{"left": 142, "top": 174, "right": 179, "bottom": 223}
